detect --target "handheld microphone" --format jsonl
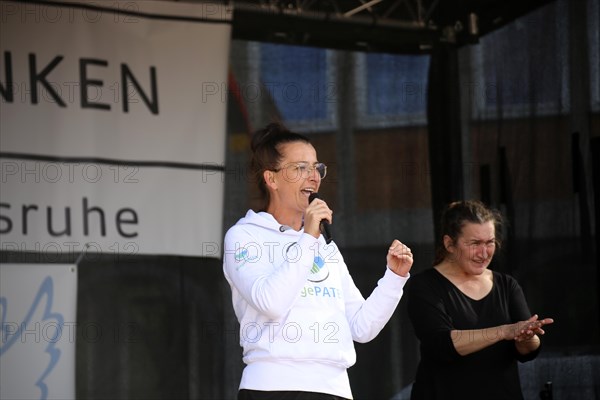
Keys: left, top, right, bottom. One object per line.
{"left": 308, "top": 192, "right": 333, "bottom": 244}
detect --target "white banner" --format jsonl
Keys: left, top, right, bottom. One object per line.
{"left": 0, "top": 263, "right": 78, "bottom": 400}
{"left": 0, "top": 0, "right": 232, "bottom": 257}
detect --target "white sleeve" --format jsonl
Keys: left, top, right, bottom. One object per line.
{"left": 343, "top": 264, "right": 410, "bottom": 343}
{"left": 223, "top": 226, "right": 319, "bottom": 320}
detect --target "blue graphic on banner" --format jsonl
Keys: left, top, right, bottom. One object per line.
{"left": 0, "top": 277, "right": 64, "bottom": 400}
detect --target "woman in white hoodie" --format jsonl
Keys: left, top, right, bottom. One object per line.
{"left": 223, "top": 123, "right": 413, "bottom": 400}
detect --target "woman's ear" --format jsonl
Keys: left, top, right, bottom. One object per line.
{"left": 263, "top": 170, "right": 277, "bottom": 190}
{"left": 443, "top": 235, "right": 454, "bottom": 253}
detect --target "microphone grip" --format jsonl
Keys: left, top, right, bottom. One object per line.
{"left": 308, "top": 192, "right": 333, "bottom": 244}
{"left": 321, "top": 220, "right": 332, "bottom": 244}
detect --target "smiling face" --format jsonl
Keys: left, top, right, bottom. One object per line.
{"left": 444, "top": 221, "right": 496, "bottom": 276}
{"left": 264, "top": 141, "right": 322, "bottom": 224}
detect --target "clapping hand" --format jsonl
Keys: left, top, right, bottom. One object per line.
{"left": 512, "top": 314, "right": 554, "bottom": 342}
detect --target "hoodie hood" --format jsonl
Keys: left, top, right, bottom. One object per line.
{"left": 237, "top": 210, "right": 300, "bottom": 234}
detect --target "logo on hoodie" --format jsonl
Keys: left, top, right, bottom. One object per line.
{"left": 233, "top": 247, "right": 258, "bottom": 270}
{"left": 308, "top": 255, "right": 329, "bottom": 282}
{"left": 234, "top": 248, "right": 249, "bottom": 262}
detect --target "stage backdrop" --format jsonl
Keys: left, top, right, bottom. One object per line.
{"left": 0, "top": 0, "right": 232, "bottom": 257}
{"left": 0, "top": 263, "right": 77, "bottom": 400}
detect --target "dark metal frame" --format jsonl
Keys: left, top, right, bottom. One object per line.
{"left": 218, "top": 0, "right": 555, "bottom": 53}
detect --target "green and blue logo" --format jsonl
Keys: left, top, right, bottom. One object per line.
{"left": 234, "top": 248, "right": 258, "bottom": 270}
{"left": 308, "top": 255, "right": 329, "bottom": 282}
{"left": 234, "top": 248, "right": 249, "bottom": 262}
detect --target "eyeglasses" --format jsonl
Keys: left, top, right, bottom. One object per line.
{"left": 273, "top": 162, "right": 327, "bottom": 180}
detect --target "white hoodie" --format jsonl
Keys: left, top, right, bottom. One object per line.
{"left": 223, "top": 210, "right": 409, "bottom": 398}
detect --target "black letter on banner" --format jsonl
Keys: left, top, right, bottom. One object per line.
{"left": 83, "top": 197, "right": 106, "bottom": 237}
{"left": 29, "top": 54, "right": 66, "bottom": 106}
{"left": 0, "top": 203, "right": 12, "bottom": 234}
{"left": 121, "top": 64, "right": 158, "bottom": 114}
{"left": 80, "top": 58, "right": 110, "bottom": 110}
{"left": 22, "top": 204, "right": 38, "bottom": 235}
{"left": 0, "top": 52, "right": 13, "bottom": 102}
{"left": 47, "top": 206, "right": 71, "bottom": 237}
{"left": 116, "top": 208, "right": 138, "bottom": 238}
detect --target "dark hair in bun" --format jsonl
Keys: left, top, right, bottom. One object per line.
{"left": 250, "top": 122, "right": 311, "bottom": 211}
{"left": 433, "top": 200, "right": 504, "bottom": 265}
